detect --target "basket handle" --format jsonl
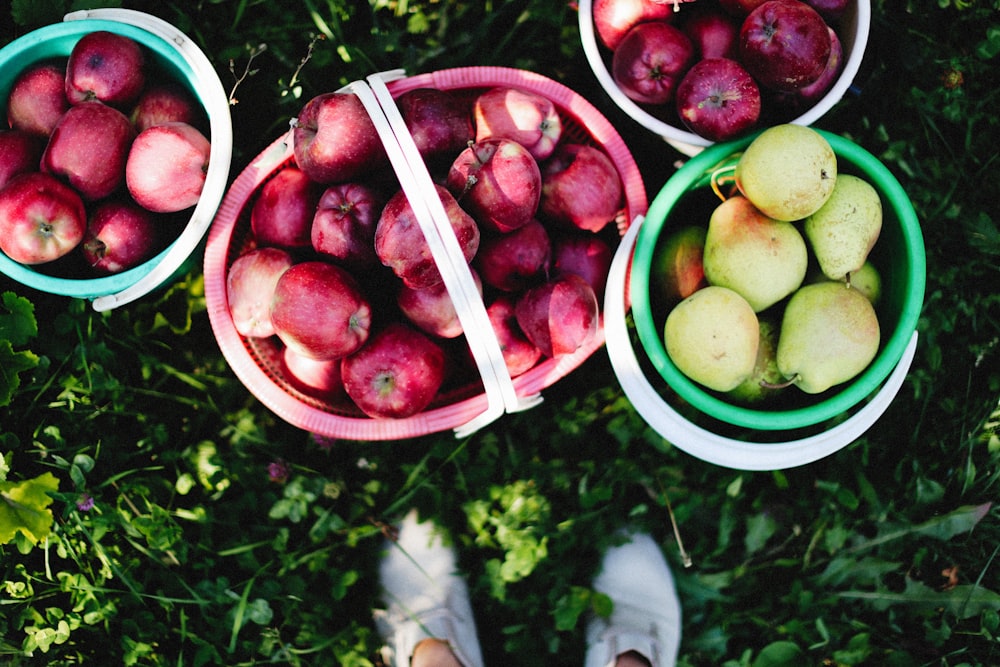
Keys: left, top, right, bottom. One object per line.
{"left": 603, "top": 214, "right": 919, "bottom": 471}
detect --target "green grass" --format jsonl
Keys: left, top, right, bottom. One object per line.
{"left": 2, "top": 1, "right": 1000, "bottom": 665}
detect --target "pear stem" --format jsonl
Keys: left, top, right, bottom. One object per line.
{"left": 760, "top": 374, "right": 799, "bottom": 390}
{"left": 710, "top": 164, "right": 737, "bottom": 203}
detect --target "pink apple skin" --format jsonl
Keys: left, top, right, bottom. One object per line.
{"left": 474, "top": 219, "right": 551, "bottom": 292}
{"left": 0, "top": 130, "right": 44, "bottom": 190}
{"left": 6, "top": 62, "right": 69, "bottom": 138}
{"left": 473, "top": 87, "right": 562, "bottom": 161}
{"left": 540, "top": 143, "right": 623, "bottom": 233}
{"left": 514, "top": 273, "right": 599, "bottom": 358}
{"left": 311, "top": 181, "right": 383, "bottom": 268}
{"left": 292, "top": 92, "right": 388, "bottom": 184}
{"left": 41, "top": 100, "right": 135, "bottom": 201}
{"left": 676, "top": 57, "right": 761, "bottom": 142}
{"left": 551, "top": 232, "right": 613, "bottom": 300}
{"left": 271, "top": 260, "right": 372, "bottom": 361}
{"left": 226, "top": 247, "right": 295, "bottom": 338}
{"left": 65, "top": 31, "right": 146, "bottom": 108}
{"left": 375, "top": 184, "right": 481, "bottom": 289}
{"left": 281, "top": 345, "right": 344, "bottom": 400}
{"left": 593, "top": 0, "right": 677, "bottom": 51}
{"left": 486, "top": 294, "right": 542, "bottom": 378}
{"left": 396, "top": 87, "right": 475, "bottom": 162}
{"left": 125, "top": 121, "right": 210, "bottom": 213}
{"left": 250, "top": 166, "right": 322, "bottom": 250}
{"left": 446, "top": 138, "right": 542, "bottom": 234}
{"left": 397, "top": 268, "right": 483, "bottom": 339}
{"left": 739, "top": 0, "right": 832, "bottom": 92}
{"left": 612, "top": 21, "right": 695, "bottom": 105}
{"left": 81, "top": 199, "right": 158, "bottom": 273}
{"left": 681, "top": 6, "right": 741, "bottom": 60}
{"left": 0, "top": 171, "right": 87, "bottom": 265}
{"left": 341, "top": 322, "right": 447, "bottom": 419}
{"left": 130, "top": 81, "right": 200, "bottom": 132}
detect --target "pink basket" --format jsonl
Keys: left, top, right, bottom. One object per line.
{"left": 203, "top": 66, "right": 647, "bottom": 441}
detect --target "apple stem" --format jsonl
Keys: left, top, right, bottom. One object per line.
{"left": 710, "top": 164, "right": 737, "bottom": 203}
{"left": 760, "top": 374, "right": 798, "bottom": 390}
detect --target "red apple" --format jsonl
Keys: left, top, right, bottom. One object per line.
{"left": 592, "top": 0, "right": 677, "bottom": 51}
{"left": 226, "top": 247, "right": 295, "bottom": 338}
{"left": 612, "top": 21, "right": 695, "bottom": 105}
{"left": 551, "top": 232, "right": 613, "bottom": 300}
{"left": 474, "top": 219, "right": 551, "bottom": 292}
{"left": 473, "top": 86, "right": 562, "bottom": 161}
{"left": 803, "top": 0, "right": 849, "bottom": 23}
{"left": 397, "top": 268, "right": 483, "bottom": 339}
{"left": 80, "top": 199, "right": 158, "bottom": 273}
{"left": 292, "top": 91, "right": 388, "bottom": 184}
{"left": 445, "top": 138, "right": 541, "bottom": 234}
{"left": 250, "top": 166, "right": 322, "bottom": 250}
{"left": 281, "top": 345, "right": 344, "bottom": 400}
{"left": 486, "top": 294, "right": 542, "bottom": 378}
{"left": 340, "top": 322, "right": 447, "bottom": 419}
{"left": 0, "top": 129, "right": 44, "bottom": 190}
{"left": 739, "top": 0, "right": 831, "bottom": 92}
{"left": 681, "top": 5, "right": 741, "bottom": 60}
{"left": 310, "top": 181, "right": 383, "bottom": 268}
{"left": 65, "top": 30, "right": 146, "bottom": 108}
{"left": 125, "top": 121, "right": 210, "bottom": 213}
{"left": 396, "top": 87, "right": 475, "bottom": 162}
{"left": 514, "top": 273, "right": 599, "bottom": 358}
{"left": 539, "top": 143, "right": 623, "bottom": 233}
{"left": 130, "top": 81, "right": 200, "bottom": 132}
{"left": 41, "top": 100, "right": 135, "bottom": 201}
{"left": 375, "top": 184, "right": 481, "bottom": 289}
{"left": 676, "top": 57, "right": 761, "bottom": 142}
{"left": 0, "top": 171, "right": 87, "bottom": 265}
{"left": 6, "top": 62, "right": 69, "bottom": 138}
{"left": 794, "top": 26, "right": 844, "bottom": 104}
{"left": 271, "top": 260, "right": 372, "bottom": 360}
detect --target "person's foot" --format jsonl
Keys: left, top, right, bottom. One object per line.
{"left": 373, "top": 509, "right": 484, "bottom": 667}
{"left": 584, "top": 532, "right": 682, "bottom": 667}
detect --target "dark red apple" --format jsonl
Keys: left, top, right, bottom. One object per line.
{"left": 539, "top": 143, "right": 623, "bottom": 233}
{"left": 474, "top": 219, "right": 551, "bottom": 292}
{"left": 592, "top": 0, "right": 677, "bottom": 51}
{"left": 6, "top": 62, "right": 69, "bottom": 138}
{"left": 250, "top": 166, "right": 322, "bottom": 250}
{"left": 281, "top": 345, "right": 344, "bottom": 400}
{"left": 551, "top": 232, "right": 613, "bottom": 299}
{"left": 445, "top": 138, "right": 541, "bottom": 234}
{"left": 611, "top": 21, "right": 695, "bottom": 105}
{"left": 803, "top": 0, "right": 850, "bottom": 23}
{"left": 514, "top": 273, "right": 599, "bottom": 358}
{"left": 292, "top": 91, "right": 388, "bottom": 184}
{"left": 375, "top": 184, "right": 481, "bottom": 289}
{"left": 65, "top": 30, "right": 146, "bottom": 108}
{"left": 681, "top": 5, "right": 741, "bottom": 60}
{"left": 396, "top": 87, "right": 474, "bottom": 161}
{"left": 676, "top": 57, "right": 761, "bottom": 142}
{"left": 125, "top": 121, "right": 210, "bottom": 213}
{"left": 271, "top": 260, "right": 372, "bottom": 360}
{"left": 41, "top": 100, "right": 135, "bottom": 201}
{"left": 226, "top": 247, "right": 295, "bottom": 338}
{"left": 81, "top": 199, "right": 158, "bottom": 273}
{"left": 473, "top": 86, "right": 562, "bottom": 161}
{"left": 310, "top": 181, "right": 383, "bottom": 268}
{"left": 0, "top": 129, "right": 44, "bottom": 190}
{"left": 739, "top": 0, "right": 831, "bottom": 92}
{"left": 0, "top": 171, "right": 87, "bottom": 265}
{"left": 794, "top": 26, "right": 844, "bottom": 104}
{"left": 486, "top": 294, "right": 542, "bottom": 378}
{"left": 130, "top": 81, "right": 200, "bottom": 132}
{"left": 340, "top": 322, "right": 447, "bottom": 419}
{"left": 397, "top": 268, "right": 483, "bottom": 339}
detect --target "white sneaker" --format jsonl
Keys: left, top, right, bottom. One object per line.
{"left": 584, "top": 532, "right": 682, "bottom": 667}
{"left": 373, "top": 509, "right": 485, "bottom": 667}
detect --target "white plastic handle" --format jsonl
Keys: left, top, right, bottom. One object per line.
{"left": 604, "top": 215, "right": 918, "bottom": 471}
{"left": 64, "top": 9, "right": 235, "bottom": 312}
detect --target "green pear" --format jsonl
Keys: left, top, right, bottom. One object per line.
{"left": 809, "top": 259, "right": 882, "bottom": 305}
{"left": 735, "top": 124, "right": 837, "bottom": 221}
{"left": 727, "top": 316, "right": 784, "bottom": 405}
{"left": 664, "top": 285, "right": 759, "bottom": 392}
{"left": 702, "top": 195, "right": 808, "bottom": 312}
{"left": 776, "top": 281, "right": 881, "bottom": 394}
{"left": 653, "top": 225, "right": 707, "bottom": 306}
{"left": 804, "top": 174, "right": 883, "bottom": 281}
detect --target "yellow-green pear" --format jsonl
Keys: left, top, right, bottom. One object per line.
{"left": 735, "top": 124, "right": 837, "bottom": 221}
{"left": 804, "top": 174, "right": 882, "bottom": 281}
{"left": 776, "top": 281, "right": 881, "bottom": 394}
{"left": 652, "top": 225, "right": 707, "bottom": 306}
{"left": 727, "top": 316, "right": 784, "bottom": 405}
{"left": 664, "top": 285, "right": 759, "bottom": 392}
{"left": 702, "top": 195, "right": 808, "bottom": 312}
{"left": 809, "top": 259, "right": 882, "bottom": 305}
